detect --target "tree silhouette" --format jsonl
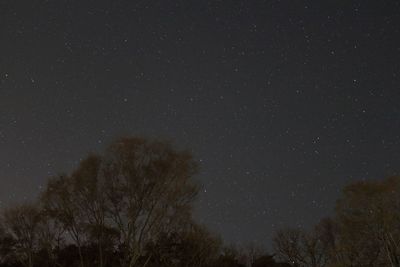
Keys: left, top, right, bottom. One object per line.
{"left": 39, "top": 137, "right": 199, "bottom": 267}
{"left": 1, "top": 138, "right": 398, "bottom": 267}
{"left": 335, "top": 176, "right": 400, "bottom": 266}
{"left": 2, "top": 204, "right": 41, "bottom": 267}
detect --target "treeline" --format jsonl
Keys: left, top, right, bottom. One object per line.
{"left": 0, "top": 137, "right": 289, "bottom": 267}
{"left": 273, "top": 176, "right": 400, "bottom": 267}
{"left": 0, "top": 137, "right": 398, "bottom": 267}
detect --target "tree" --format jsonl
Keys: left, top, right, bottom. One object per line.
{"left": 301, "top": 228, "right": 330, "bottom": 267}
{"left": 171, "top": 224, "right": 220, "bottom": 267}
{"left": 273, "top": 226, "right": 330, "bottom": 267}
{"left": 41, "top": 137, "right": 199, "bottom": 267}
{"left": 36, "top": 207, "right": 66, "bottom": 267}
{"left": 69, "top": 154, "right": 118, "bottom": 267}
{"left": 0, "top": 224, "right": 17, "bottom": 266}
{"left": 244, "top": 242, "right": 264, "bottom": 267}
{"left": 101, "top": 138, "right": 199, "bottom": 267}
{"left": 145, "top": 224, "right": 221, "bottom": 267}
{"left": 1, "top": 204, "right": 41, "bottom": 267}
{"left": 273, "top": 228, "right": 303, "bottom": 266}
{"left": 41, "top": 155, "right": 120, "bottom": 267}
{"left": 335, "top": 176, "right": 400, "bottom": 267}
{"left": 210, "top": 245, "right": 246, "bottom": 267}
{"left": 41, "top": 175, "right": 88, "bottom": 267}
{"left": 313, "top": 218, "right": 340, "bottom": 266}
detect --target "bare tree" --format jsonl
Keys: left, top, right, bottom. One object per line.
{"left": 146, "top": 223, "right": 221, "bottom": 267}
{"left": 273, "top": 226, "right": 330, "bottom": 267}
{"left": 70, "top": 154, "right": 116, "bottom": 267}
{"left": 301, "top": 229, "right": 329, "bottom": 267}
{"left": 273, "top": 228, "right": 304, "bottom": 267}
{"left": 335, "top": 176, "right": 400, "bottom": 267}
{"left": 2, "top": 203, "right": 41, "bottom": 267}
{"left": 36, "top": 210, "right": 66, "bottom": 267}
{"left": 0, "top": 225, "right": 16, "bottom": 265}
{"left": 41, "top": 175, "right": 88, "bottom": 267}
{"left": 40, "top": 137, "right": 199, "bottom": 267}
{"left": 244, "top": 242, "right": 265, "bottom": 267}
{"left": 101, "top": 137, "right": 199, "bottom": 267}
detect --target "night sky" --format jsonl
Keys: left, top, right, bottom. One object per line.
{"left": 1, "top": 1, "right": 400, "bottom": 246}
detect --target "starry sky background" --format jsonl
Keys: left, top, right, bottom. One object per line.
{"left": 1, "top": 0, "right": 400, "bottom": 247}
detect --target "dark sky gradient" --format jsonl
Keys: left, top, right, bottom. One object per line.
{"left": 1, "top": 0, "right": 400, "bottom": 246}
